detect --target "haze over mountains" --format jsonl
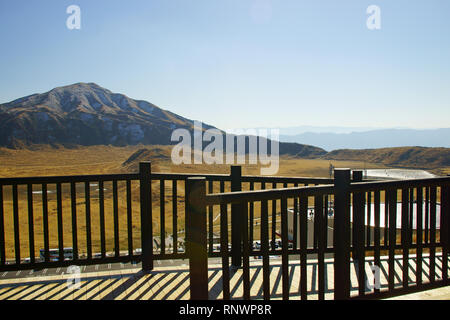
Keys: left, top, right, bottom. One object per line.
{"left": 279, "top": 128, "right": 450, "bottom": 151}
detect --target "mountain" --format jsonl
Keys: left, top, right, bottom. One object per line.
{"left": 0, "top": 83, "right": 326, "bottom": 158}
{"left": 0, "top": 82, "right": 215, "bottom": 148}
{"left": 280, "top": 128, "right": 450, "bottom": 151}
{"left": 324, "top": 146, "right": 450, "bottom": 169}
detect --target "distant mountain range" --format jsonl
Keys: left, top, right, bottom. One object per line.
{"left": 279, "top": 128, "right": 450, "bottom": 151}
{"left": 0, "top": 83, "right": 325, "bottom": 157}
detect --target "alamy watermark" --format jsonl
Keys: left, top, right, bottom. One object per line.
{"left": 170, "top": 121, "right": 280, "bottom": 175}
{"left": 66, "top": 265, "right": 81, "bottom": 290}
{"left": 66, "top": 5, "right": 81, "bottom": 30}
{"left": 367, "top": 5, "right": 381, "bottom": 30}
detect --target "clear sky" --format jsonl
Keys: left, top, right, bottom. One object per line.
{"left": 1, "top": 0, "right": 449, "bottom": 130}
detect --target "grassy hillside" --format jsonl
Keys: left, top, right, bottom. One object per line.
{"left": 324, "top": 146, "right": 450, "bottom": 174}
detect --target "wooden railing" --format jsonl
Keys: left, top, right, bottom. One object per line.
{"left": 0, "top": 162, "right": 334, "bottom": 272}
{"left": 186, "top": 169, "right": 450, "bottom": 300}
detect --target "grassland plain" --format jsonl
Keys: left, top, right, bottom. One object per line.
{"left": 0, "top": 145, "right": 444, "bottom": 260}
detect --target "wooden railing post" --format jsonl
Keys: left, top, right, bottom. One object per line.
{"left": 442, "top": 184, "right": 449, "bottom": 284}
{"left": 352, "top": 170, "right": 366, "bottom": 295}
{"left": 186, "top": 177, "right": 208, "bottom": 300}
{"left": 231, "top": 166, "right": 242, "bottom": 268}
{"left": 334, "top": 168, "right": 351, "bottom": 300}
{"left": 139, "top": 162, "right": 153, "bottom": 271}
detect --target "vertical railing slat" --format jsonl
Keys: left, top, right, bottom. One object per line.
{"left": 160, "top": 179, "right": 165, "bottom": 255}
{"left": 315, "top": 194, "right": 325, "bottom": 300}
{"left": 84, "top": 182, "right": 92, "bottom": 260}
{"left": 42, "top": 184, "right": 49, "bottom": 263}
{"left": 27, "top": 184, "right": 35, "bottom": 264}
{"left": 429, "top": 186, "right": 437, "bottom": 283}
{"left": 57, "top": 183, "right": 64, "bottom": 262}
{"left": 220, "top": 202, "right": 230, "bottom": 300}
{"left": 70, "top": 182, "right": 78, "bottom": 261}
{"left": 293, "top": 183, "right": 298, "bottom": 250}
{"left": 126, "top": 180, "right": 133, "bottom": 257}
{"left": 12, "top": 184, "right": 20, "bottom": 265}
{"left": 352, "top": 171, "right": 365, "bottom": 296}
{"left": 113, "top": 180, "right": 120, "bottom": 257}
{"left": 0, "top": 185, "right": 5, "bottom": 266}
{"left": 261, "top": 199, "right": 270, "bottom": 300}
{"left": 374, "top": 190, "right": 381, "bottom": 294}
{"left": 271, "top": 182, "right": 277, "bottom": 251}
{"left": 99, "top": 180, "right": 106, "bottom": 259}
{"left": 281, "top": 196, "right": 289, "bottom": 300}
{"left": 417, "top": 187, "right": 424, "bottom": 285}
{"left": 299, "top": 193, "right": 308, "bottom": 300}
{"left": 249, "top": 182, "right": 254, "bottom": 252}
{"left": 172, "top": 180, "right": 178, "bottom": 255}
{"left": 208, "top": 180, "right": 213, "bottom": 255}
{"left": 401, "top": 188, "right": 409, "bottom": 288}
{"left": 388, "top": 188, "right": 397, "bottom": 291}
{"left": 242, "top": 202, "right": 250, "bottom": 300}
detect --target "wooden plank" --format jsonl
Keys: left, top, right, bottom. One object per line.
{"left": 172, "top": 180, "right": 177, "bottom": 255}
{"left": 208, "top": 180, "right": 213, "bottom": 255}
{"left": 12, "top": 184, "right": 20, "bottom": 264}
{"left": 42, "top": 184, "right": 49, "bottom": 262}
{"left": 139, "top": 162, "right": 153, "bottom": 271}
{"left": 242, "top": 202, "right": 250, "bottom": 300}
{"left": 220, "top": 202, "right": 230, "bottom": 300}
{"left": 113, "top": 180, "right": 120, "bottom": 257}
{"left": 160, "top": 179, "right": 165, "bottom": 255}
{"left": 401, "top": 188, "right": 409, "bottom": 288}
{"left": 333, "top": 169, "right": 351, "bottom": 299}
{"left": 353, "top": 187, "right": 365, "bottom": 296}
{"left": 281, "top": 196, "right": 289, "bottom": 300}
{"left": 315, "top": 194, "right": 325, "bottom": 300}
{"left": 126, "top": 180, "right": 133, "bottom": 256}
{"left": 374, "top": 190, "right": 381, "bottom": 294}
{"left": 84, "top": 182, "right": 92, "bottom": 260}
{"left": 293, "top": 183, "right": 299, "bottom": 250}
{"left": 27, "top": 184, "right": 35, "bottom": 264}
{"left": 417, "top": 187, "right": 423, "bottom": 285}
{"left": 429, "top": 186, "right": 436, "bottom": 282}
{"left": 56, "top": 183, "right": 64, "bottom": 262}
{"left": 385, "top": 190, "right": 390, "bottom": 246}
{"left": 388, "top": 188, "right": 397, "bottom": 291}
{"left": 186, "top": 178, "right": 208, "bottom": 300}
{"left": 425, "top": 187, "right": 429, "bottom": 244}
{"left": 249, "top": 182, "right": 254, "bottom": 252}
{"left": 0, "top": 186, "right": 5, "bottom": 265}
{"left": 271, "top": 182, "right": 277, "bottom": 251}
{"left": 70, "top": 182, "right": 78, "bottom": 261}
{"left": 261, "top": 199, "right": 270, "bottom": 300}
{"left": 99, "top": 180, "right": 106, "bottom": 258}
{"left": 299, "top": 194, "right": 308, "bottom": 300}
{"left": 367, "top": 192, "right": 372, "bottom": 246}
{"left": 441, "top": 185, "right": 449, "bottom": 282}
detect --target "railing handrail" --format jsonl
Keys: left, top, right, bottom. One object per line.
{"left": 0, "top": 172, "right": 334, "bottom": 185}
{"left": 205, "top": 175, "right": 450, "bottom": 206}
{"left": 350, "top": 176, "right": 450, "bottom": 192}
{"left": 206, "top": 184, "right": 335, "bottom": 205}
{"left": 0, "top": 173, "right": 139, "bottom": 185}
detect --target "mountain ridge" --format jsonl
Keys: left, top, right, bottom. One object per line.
{"left": 0, "top": 83, "right": 326, "bottom": 158}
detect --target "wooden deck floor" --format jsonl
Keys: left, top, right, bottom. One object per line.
{"left": 0, "top": 253, "right": 447, "bottom": 300}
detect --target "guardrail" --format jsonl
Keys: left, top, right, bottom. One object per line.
{"left": 187, "top": 170, "right": 450, "bottom": 300}
{"left": 0, "top": 162, "right": 336, "bottom": 272}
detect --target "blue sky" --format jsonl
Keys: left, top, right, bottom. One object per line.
{"left": 0, "top": 0, "right": 449, "bottom": 130}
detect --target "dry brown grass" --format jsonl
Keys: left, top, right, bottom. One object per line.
{"left": 0, "top": 145, "right": 443, "bottom": 260}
